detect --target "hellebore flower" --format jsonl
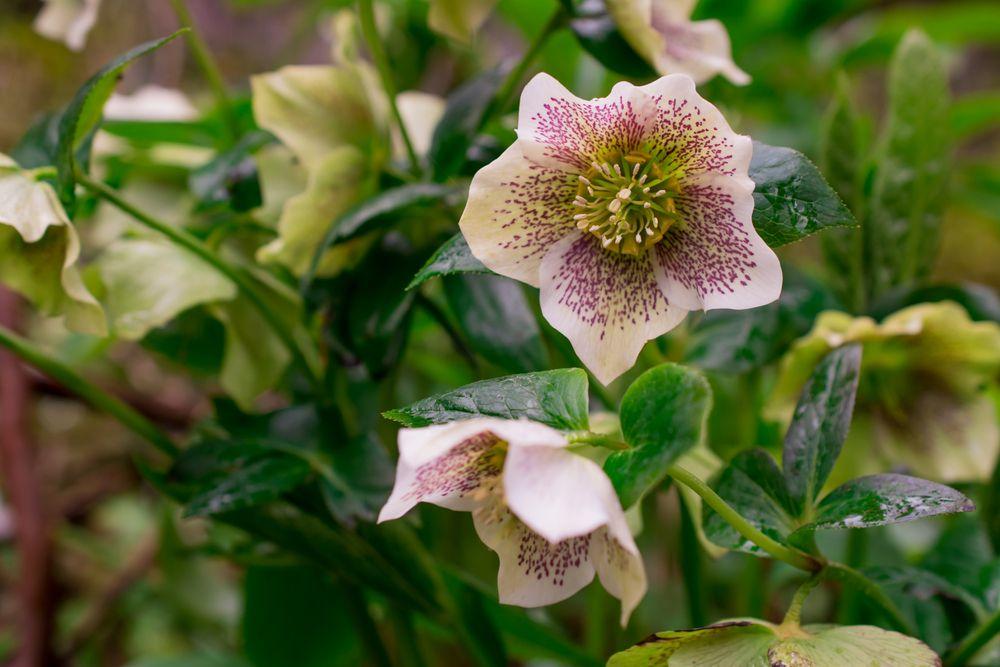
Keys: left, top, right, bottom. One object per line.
{"left": 767, "top": 302, "right": 1000, "bottom": 485}
{"left": 428, "top": 0, "right": 498, "bottom": 43}
{"left": 34, "top": 0, "right": 101, "bottom": 52}
{"left": 607, "top": 0, "right": 750, "bottom": 85}
{"left": 0, "top": 154, "right": 105, "bottom": 335}
{"left": 378, "top": 417, "right": 647, "bottom": 624}
{"left": 459, "top": 73, "right": 780, "bottom": 383}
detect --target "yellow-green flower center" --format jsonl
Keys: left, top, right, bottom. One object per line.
{"left": 573, "top": 150, "right": 684, "bottom": 256}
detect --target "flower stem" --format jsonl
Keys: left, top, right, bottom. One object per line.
{"left": 0, "top": 324, "right": 178, "bottom": 457}
{"left": 823, "top": 562, "right": 915, "bottom": 636}
{"left": 781, "top": 572, "right": 823, "bottom": 627}
{"left": 565, "top": 431, "right": 628, "bottom": 450}
{"left": 167, "top": 0, "right": 238, "bottom": 142}
{"left": 678, "top": 493, "right": 708, "bottom": 627}
{"left": 489, "top": 7, "right": 566, "bottom": 122}
{"left": 666, "top": 464, "right": 820, "bottom": 572}
{"left": 357, "top": 0, "right": 420, "bottom": 174}
{"left": 77, "top": 173, "right": 322, "bottom": 387}
{"left": 946, "top": 608, "right": 1000, "bottom": 666}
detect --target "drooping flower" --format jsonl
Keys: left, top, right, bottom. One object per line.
{"left": 459, "top": 73, "right": 780, "bottom": 383}
{"left": 766, "top": 302, "right": 1000, "bottom": 485}
{"left": 0, "top": 154, "right": 105, "bottom": 335}
{"left": 378, "top": 417, "right": 646, "bottom": 624}
{"left": 607, "top": 0, "right": 750, "bottom": 85}
{"left": 428, "top": 0, "right": 498, "bottom": 43}
{"left": 34, "top": 0, "right": 101, "bottom": 52}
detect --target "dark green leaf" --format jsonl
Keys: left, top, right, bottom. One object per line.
{"left": 567, "top": 0, "right": 657, "bottom": 79}
{"left": 782, "top": 344, "right": 862, "bottom": 511}
{"left": 55, "top": 31, "right": 185, "bottom": 209}
{"left": 189, "top": 131, "right": 270, "bottom": 213}
{"left": 428, "top": 68, "right": 504, "bottom": 181}
{"left": 607, "top": 363, "right": 711, "bottom": 508}
{"left": 684, "top": 269, "right": 839, "bottom": 373}
{"left": 242, "top": 565, "right": 363, "bottom": 667}
{"left": 868, "top": 29, "right": 950, "bottom": 295}
{"left": 384, "top": 368, "right": 590, "bottom": 431}
{"left": 810, "top": 474, "right": 974, "bottom": 530}
{"left": 11, "top": 111, "right": 94, "bottom": 171}
{"left": 408, "top": 233, "right": 491, "bottom": 290}
{"left": 320, "top": 433, "right": 394, "bottom": 527}
{"left": 703, "top": 448, "right": 799, "bottom": 554}
{"left": 101, "top": 119, "right": 218, "bottom": 147}
{"left": 444, "top": 576, "right": 509, "bottom": 667}
{"left": 443, "top": 274, "right": 547, "bottom": 373}
{"left": 183, "top": 455, "right": 312, "bottom": 517}
{"left": 749, "top": 141, "right": 857, "bottom": 247}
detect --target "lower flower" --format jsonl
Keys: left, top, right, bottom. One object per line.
{"left": 378, "top": 417, "right": 646, "bottom": 625}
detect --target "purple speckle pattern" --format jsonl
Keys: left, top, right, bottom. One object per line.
{"left": 401, "top": 431, "right": 503, "bottom": 504}
{"left": 644, "top": 94, "right": 740, "bottom": 177}
{"left": 656, "top": 181, "right": 756, "bottom": 299}
{"left": 547, "top": 235, "right": 670, "bottom": 340}
{"left": 493, "top": 162, "right": 579, "bottom": 269}
{"left": 517, "top": 526, "right": 591, "bottom": 587}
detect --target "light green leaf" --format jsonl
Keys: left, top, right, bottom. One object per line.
{"left": 384, "top": 368, "right": 590, "bottom": 431}
{"left": 96, "top": 239, "right": 236, "bottom": 340}
{"left": 607, "top": 620, "right": 776, "bottom": 666}
{"left": 868, "top": 29, "right": 950, "bottom": 295}
{"left": 428, "top": 0, "right": 498, "bottom": 43}
{"left": 607, "top": 363, "right": 712, "bottom": 508}
{"left": 772, "top": 624, "right": 940, "bottom": 666}
{"left": 0, "top": 156, "right": 105, "bottom": 335}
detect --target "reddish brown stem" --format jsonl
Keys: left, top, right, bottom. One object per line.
{"left": 0, "top": 289, "right": 54, "bottom": 667}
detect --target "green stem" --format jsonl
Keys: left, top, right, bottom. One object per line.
{"left": 946, "top": 608, "right": 1000, "bottom": 666}
{"left": 824, "top": 563, "right": 915, "bottom": 636}
{"left": 489, "top": 7, "right": 566, "bottom": 122}
{"left": 77, "top": 173, "right": 322, "bottom": 387}
{"left": 357, "top": 0, "right": 420, "bottom": 173}
{"left": 390, "top": 605, "right": 427, "bottom": 667}
{"left": 344, "top": 586, "right": 393, "bottom": 667}
{"left": 781, "top": 572, "right": 823, "bottom": 627}
{"left": 678, "top": 493, "right": 708, "bottom": 627}
{"left": 0, "top": 325, "right": 177, "bottom": 457}
{"left": 667, "top": 464, "right": 820, "bottom": 572}
{"left": 587, "top": 373, "right": 617, "bottom": 411}
{"left": 584, "top": 583, "right": 608, "bottom": 658}
{"left": 565, "top": 431, "right": 628, "bottom": 450}
{"left": 167, "top": 0, "right": 238, "bottom": 142}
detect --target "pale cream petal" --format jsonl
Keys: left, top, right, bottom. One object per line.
{"left": 34, "top": 0, "right": 100, "bottom": 52}
{"left": 428, "top": 0, "right": 498, "bottom": 42}
{"left": 590, "top": 526, "right": 647, "bottom": 626}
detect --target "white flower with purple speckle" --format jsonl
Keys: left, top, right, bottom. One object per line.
{"left": 607, "top": 0, "right": 750, "bottom": 85}
{"left": 378, "top": 417, "right": 646, "bottom": 625}
{"left": 459, "top": 73, "right": 781, "bottom": 383}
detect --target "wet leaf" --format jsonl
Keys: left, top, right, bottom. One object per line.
{"left": 408, "top": 232, "right": 491, "bottom": 290}
{"left": 183, "top": 455, "right": 312, "bottom": 517}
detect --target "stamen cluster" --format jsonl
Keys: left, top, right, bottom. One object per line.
{"left": 573, "top": 150, "right": 684, "bottom": 255}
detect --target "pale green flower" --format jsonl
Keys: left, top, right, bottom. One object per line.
{"left": 428, "top": 0, "right": 498, "bottom": 43}
{"left": 34, "top": 0, "right": 101, "bottom": 51}
{"left": 0, "top": 154, "right": 105, "bottom": 335}
{"left": 607, "top": 0, "right": 749, "bottom": 85}
{"left": 767, "top": 302, "right": 1000, "bottom": 484}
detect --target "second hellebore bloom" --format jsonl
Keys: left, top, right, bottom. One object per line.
{"left": 378, "top": 418, "right": 646, "bottom": 624}
{"left": 460, "top": 73, "right": 780, "bottom": 383}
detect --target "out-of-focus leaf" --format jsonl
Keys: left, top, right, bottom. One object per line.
{"left": 749, "top": 141, "right": 856, "bottom": 247}
{"left": 242, "top": 565, "right": 363, "bottom": 667}
{"left": 428, "top": 68, "right": 504, "bottom": 181}
{"left": 302, "top": 182, "right": 459, "bottom": 290}
{"left": 142, "top": 307, "right": 226, "bottom": 376}
{"left": 101, "top": 119, "right": 219, "bottom": 147}
{"left": 95, "top": 238, "right": 236, "bottom": 340}
{"left": 408, "top": 232, "right": 491, "bottom": 289}
{"left": 684, "top": 270, "right": 839, "bottom": 373}
{"left": 55, "top": 32, "right": 185, "bottom": 209}
{"left": 443, "top": 273, "right": 547, "bottom": 373}
{"left": 567, "top": 0, "right": 656, "bottom": 79}
{"left": 607, "top": 363, "right": 711, "bottom": 508}
{"left": 869, "top": 283, "right": 1000, "bottom": 324}
{"left": 868, "top": 29, "right": 950, "bottom": 295}
{"left": 951, "top": 91, "right": 1000, "bottom": 140}
{"left": 384, "top": 368, "right": 590, "bottom": 430}
{"left": 12, "top": 111, "right": 94, "bottom": 171}
{"left": 819, "top": 73, "right": 866, "bottom": 308}
{"left": 810, "top": 474, "right": 974, "bottom": 531}
{"left": 782, "top": 344, "right": 861, "bottom": 511}
{"left": 320, "top": 433, "right": 394, "bottom": 527}
{"left": 189, "top": 131, "right": 270, "bottom": 213}
{"left": 444, "top": 576, "right": 508, "bottom": 667}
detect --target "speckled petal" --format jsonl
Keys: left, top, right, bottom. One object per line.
{"left": 516, "top": 73, "right": 658, "bottom": 171}
{"left": 459, "top": 143, "right": 579, "bottom": 286}
{"left": 473, "top": 503, "right": 597, "bottom": 608}
{"left": 654, "top": 173, "right": 781, "bottom": 310}
{"left": 503, "top": 445, "right": 620, "bottom": 544}
{"left": 590, "top": 525, "right": 647, "bottom": 626}
{"left": 377, "top": 418, "right": 566, "bottom": 522}
{"left": 539, "top": 233, "right": 688, "bottom": 385}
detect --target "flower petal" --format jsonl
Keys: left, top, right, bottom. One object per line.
{"left": 473, "top": 503, "right": 596, "bottom": 608}
{"left": 503, "top": 445, "right": 620, "bottom": 544}
{"left": 649, "top": 12, "right": 750, "bottom": 85}
{"left": 539, "top": 233, "right": 687, "bottom": 384}
{"left": 591, "top": 526, "right": 647, "bottom": 626}
{"left": 34, "top": 0, "right": 100, "bottom": 52}
{"left": 459, "top": 142, "right": 578, "bottom": 286}
{"left": 654, "top": 173, "right": 781, "bottom": 310}
{"left": 517, "top": 73, "right": 657, "bottom": 171}
{"left": 428, "top": 0, "right": 498, "bottom": 43}
{"left": 378, "top": 418, "right": 565, "bottom": 522}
